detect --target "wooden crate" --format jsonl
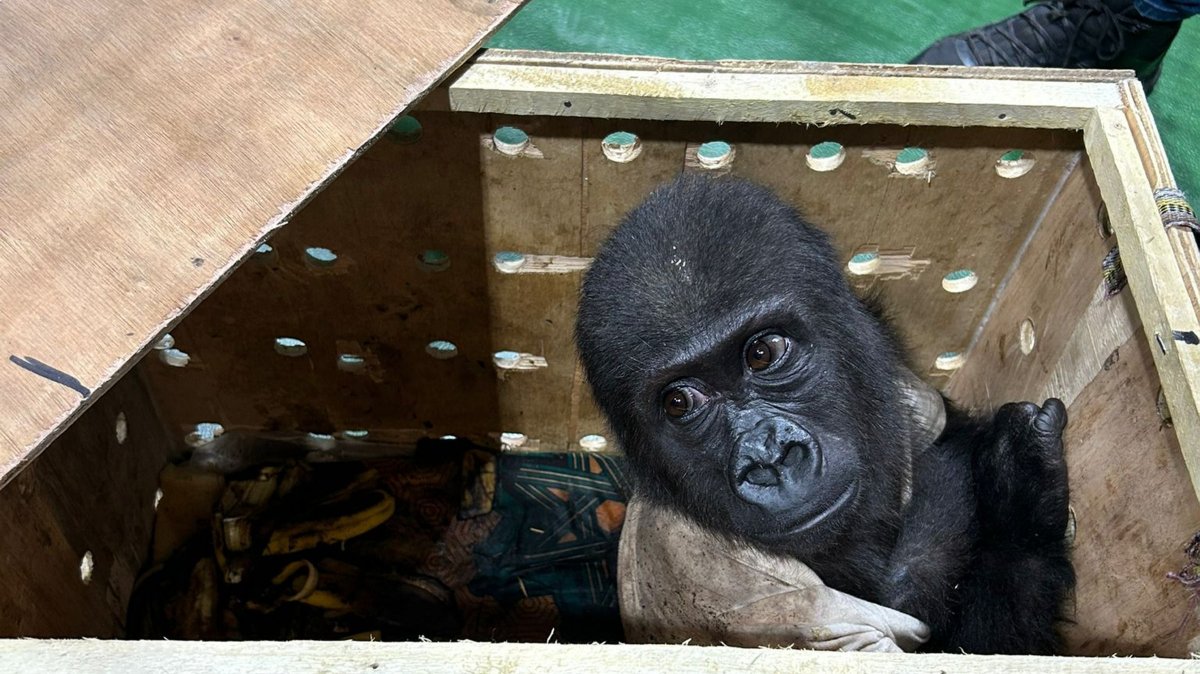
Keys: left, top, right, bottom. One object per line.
{"left": 2, "top": 3, "right": 1200, "bottom": 669}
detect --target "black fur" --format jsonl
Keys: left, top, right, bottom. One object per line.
{"left": 575, "top": 174, "right": 1074, "bottom": 654}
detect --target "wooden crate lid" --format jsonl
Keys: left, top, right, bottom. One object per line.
{"left": 0, "top": 0, "right": 524, "bottom": 488}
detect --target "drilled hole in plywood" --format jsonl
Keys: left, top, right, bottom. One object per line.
{"left": 601, "top": 131, "right": 643, "bottom": 163}
{"left": 305, "top": 432, "right": 337, "bottom": 451}
{"left": 579, "top": 434, "right": 608, "bottom": 451}
{"left": 500, "top": 432, "right": 527, "bottom": 449}
{"left": 492, "top": 126, "right": 530, "bottom": 156}
{"left": 79, "top": 551, "right": 94, "bottom": 585}
{"left": 337, "top": 353, "right": 367, "bottom": 372}
{"left": 493, "top": 251, "right": 527, "bottom": 273}
{"left": 847, "top": 252, "right": 880, "bottom": 276}
{"left": 1019, "top": 319, "right": 1037, "bottom": 355}
{"left": 388, "top": 115, "right": 422, "bottom": 144}
{"left": 186, "top": 422, "right": 225, "bottom": 447}
{"left": 696, "top": 141, "right": 735, "bottom": 169}
{"left": 942, "top": 269, "right": 978, "bottom": 293}
{"left": 417, "top": 249, "right": 451, "bottom": 272}
{"left": 1097, "top": 202, "right": 1112, "bottom": 239}
{"left": 304, "top": 247, "right": 338, "bottom": 268}
{"left": 934, "top": 351, "right": 965, "bottom": 371}
{"left": 426, "top": 340, "right": 459, "bottom": 360}
{"left": 159, "top": 348, "right": 191, "bottom": 367}
{"left": 806, "top": 141, "right": 846, "bottom": 171}
{"left": 894, "top": 147, "right": 930, "bottom": 175}
{"left": 493, "top": 350, "right": 522, "bottom": 369}
{"left": 274, "top": 338, "right": 308, "bottom": 357}
{"left": 995, "top": 150, "right": 1036, "bottom": 179}
{"left": 115, "top": 412, "right": 128, "bottom": 445}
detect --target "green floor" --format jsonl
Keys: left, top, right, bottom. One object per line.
{"left": 491, "top": 0, "right": 1198, "bottom": 198}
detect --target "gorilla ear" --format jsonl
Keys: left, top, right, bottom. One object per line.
{"left": 896, "top": 367, "right": 947, "bottom": 454}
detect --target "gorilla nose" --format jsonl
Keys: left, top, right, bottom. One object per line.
{"left": 742, "top": 463, "right": 781, "bottom": 487}
{"left": 731, "top": 419, "right": 821, "bottom": 506}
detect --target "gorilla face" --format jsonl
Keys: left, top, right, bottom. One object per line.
{"left": 577, "top": 174, "right": 910, "bottom": 557}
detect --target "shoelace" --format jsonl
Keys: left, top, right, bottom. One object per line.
{"left": 960, "top": 0, "right": 1149, "bottom": 67}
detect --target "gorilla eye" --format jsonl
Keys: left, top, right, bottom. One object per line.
{"left": 663, "top": 386, "right": 708, "bottom": 419}
{"left": 746, "top": 333, "right": 789, "bottom": 371}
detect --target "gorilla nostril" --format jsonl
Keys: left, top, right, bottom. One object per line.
{"left": 781, "top": 441, "right": 810, "bottom": 468}
{"left": 743, "top": 464, "right": 781, "bottom": 487}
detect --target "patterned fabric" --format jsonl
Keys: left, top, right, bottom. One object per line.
{"left": 468, "top": 453, "right": 629, "bottom": 643}
{"left": 1156, "top": 187, "right": 1199, "bottom": 233}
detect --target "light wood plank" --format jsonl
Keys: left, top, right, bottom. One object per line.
{"left": 0, "top": 372, "right": 169, "bottom": 636}
{"left": 1085, "top": 108, "right": 1200, "bottom": 501}
{"left": 450, "top": 50, "right": 1126, "bottom": 128}
{"left": 0, "top": 0, "right": 525, "bottom": 489}
{"left": 0, "top": 640, "right": 1193, "bottom": 673}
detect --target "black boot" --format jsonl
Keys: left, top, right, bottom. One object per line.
{"left": 910, "top": 0, "right": 1181, "bottom": 93}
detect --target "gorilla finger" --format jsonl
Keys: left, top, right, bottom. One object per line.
{"left": 1034, "top": 398, "right": 1067, "bottom": 436}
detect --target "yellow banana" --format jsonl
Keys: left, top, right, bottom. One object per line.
{"left": 263, "top": 489, "right": 395, "bottom": 556}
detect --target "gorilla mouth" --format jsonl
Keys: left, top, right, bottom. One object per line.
{"left": 762, "top": 480, "right": 859, "bottom": 541}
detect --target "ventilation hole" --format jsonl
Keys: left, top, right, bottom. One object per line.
{"left": 79, "top": 551, "right": 94, "bottom": 585}
{"left": 995, "top": 150, "right": 1036, "bottom": 179}
{"left": 493, "top": 350, "right": 522, "bottom": 368}
{"left": 806, "top": 141, "right": 846, "bottom": 171}
{"left": 998, "top": 113, "right": 1009, "bottom": 120}
{"left": 847, "top": 252, "right": 880, "bottom": 276}
{"left": 153, "top": 333, "right": 175, "bottom": 350}
{"left": 696, "top": 141, "right": 734, "bottom": 169}
{"left": 1019, "top": 319, "right": 1037, "bottom": 355}
{"left": 935, "top": 352, "right": 966, "bottom": 371}
{"left": 942, "top": 269, "right": 978, "bottom": 293}
{"left": 1157, "top": 387, "right": 1173, "bottom": 427}
{"left": 601, "top": 131, "right": 643, "bottom": 163}
{"left": 154, "top": 488, "right": 164, "bottom": 510}
{"left": 579, "top": 434, "right": 608, "bottom": 451}
{"left": 493, "top": 126, "right": 529, "bottom": 156}
{"left": 159, "top": 348, "right": 191, "bottom": 367}
{"left": 305, "top": 432, "right": 337, "bottom": 451}
{"left": 426, "top": 340, "right": 459, "bottom": 360}
{"left": 1095, "top": 203, "right": 1112, "bottom": 239}
{"left": 500, "top": 432, "right": 528, "bottom": 449}
{"left": 337, "top": 353, "right": 367, "bottom": 372}
{"left": 388, "top": 115, "right": 422, "bottom": 144}
{"left": 341, "top": 429, "right": 370, "bottom": 440}
{"left": 304, "top": 247, "right": 338, "bottom": 267}
{"left": 255, "top": 243, "right": 274, "bottom": 255}
{"left": 115, "top": 412, "right": 128, "bottom": 445}
{"left": 274, "top": 337, "right": 308, "bottom": 357}
{"left": 894, "top": 147, "right": 930, "bottom": 175}
{"left": 494, "top": 251, "right": 527, "bottom": 273}
{"left": 440, "top": 435, "right": 459, "bottom": 441}
{"left": 185, "top": 422, "right": 225, "bottom": 447}
{"left": 417, "top": 249, "right": 451, "bottom": 272}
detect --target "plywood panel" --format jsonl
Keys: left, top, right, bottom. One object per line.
{"left": 946, "top": 159, "right": 1111, "bottom": 407}
{"left": 0, "top": 371, "right": 169, "bottom": 636}
{"left": 143, "top": 119, "right": 1086, "bottom": 454}
{"left": 1060, "top": 335, "right": 1200, "bottom": 657}
{"left": 141, "top": 112, "right": 502, "bottom": 443}
{"left": 0, "top": 0, "right": 524, "bottom": 488}
{"left": 480, "top": 116, "right": 586, "bottom": 449}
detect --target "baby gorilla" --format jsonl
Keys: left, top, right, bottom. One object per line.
{"left": 576, "top": 174, "right": 1073, "bottom": 654}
